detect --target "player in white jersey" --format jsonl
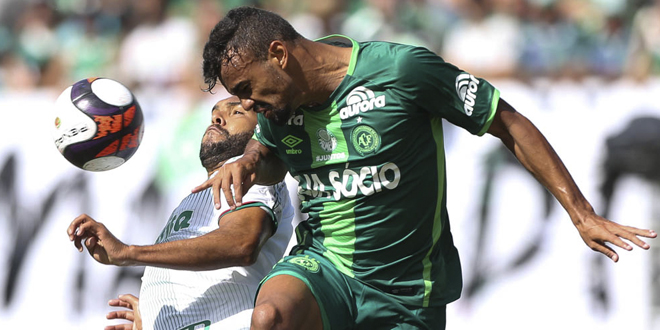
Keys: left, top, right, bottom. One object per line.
{"left": 67, "top": 96, "right": 295, "bottom": 330}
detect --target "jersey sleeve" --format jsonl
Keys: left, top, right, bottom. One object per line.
{"left": 395, "top": 46, "right": 500, "bottom": 136}
{"left": 252, "top": 114, "right": 279, "bottom": 152}
{"left": 218, "top": 181, "right": 287, "bottom": 233}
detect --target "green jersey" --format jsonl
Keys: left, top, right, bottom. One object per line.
{"left": 253, "top": 35, "right": 500, "bottom": 307}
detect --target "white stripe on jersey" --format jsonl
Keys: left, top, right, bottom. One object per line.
{"left": 139, "top": 176, "right": 294, "bottom": 330}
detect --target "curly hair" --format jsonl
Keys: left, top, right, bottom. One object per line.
{"left": 202, "top": 6, "right": 302, "bottom": 92}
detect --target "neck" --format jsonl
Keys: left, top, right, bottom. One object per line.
{"left": 291, "top": 38, "right": 352, "bottom": 107}
{"left": 206, "top": 160, "right": 227, "bottom": 178}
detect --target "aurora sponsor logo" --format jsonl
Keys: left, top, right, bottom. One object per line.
{"left": 339, "top": 86, "right": 386, "bottom": 120}
{"left": 298, "top": 162, "right": 401, "bottom": 200}
{"left": 455, "top": 73, "right": 480, "bottom": 116}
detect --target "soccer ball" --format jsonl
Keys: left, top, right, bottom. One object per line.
{"left": 52, "top": 77, "right": 144, "bottom": 171}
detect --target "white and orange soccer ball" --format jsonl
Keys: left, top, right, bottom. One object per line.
{"left": 51, "top": 77, "right": 144, "bottom": 171}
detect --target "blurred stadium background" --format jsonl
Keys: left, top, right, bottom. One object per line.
{"left": 0, "top": 0, "right": 659, "bottom": 329}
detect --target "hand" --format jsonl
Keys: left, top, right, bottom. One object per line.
{"left": 67, "top": 214, "right": 130, "bottom": 266}
{"left": 193, "top": 156, "right": 257, "bottom": 210}
{"left": 574, "top": 211, "right": 656, "bottom": 262}
{"left": 105, "top": 294, "right": 142, "bottom": 330}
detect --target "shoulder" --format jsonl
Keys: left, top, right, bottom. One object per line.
{"left": 362, "top": 43, "right": 448, "bottom": 81}
{"left": 394, "top": 46, "right": 445, "bottom": 73}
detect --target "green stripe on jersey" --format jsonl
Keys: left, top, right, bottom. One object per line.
{"left": 303, "top": 101, "right": 350, "bottom": 168}
{"left": 319, "top": 199, "right": 357, "bottom": 277}
{"left": 477, "top": 89, "right": 501, "bottom": 136}
{"left": 422, "top": 117, "right": 446, "bottom": 307}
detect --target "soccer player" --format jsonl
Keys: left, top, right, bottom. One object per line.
{"left": 196, "top": 7, "right": 657, "bottom": 330}
{"left": 67, "top": 96, "right": 295, "bottom": 330}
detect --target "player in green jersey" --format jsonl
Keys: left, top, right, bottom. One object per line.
{"left": 194, "top": 6, "right": 657, "bottom": 330}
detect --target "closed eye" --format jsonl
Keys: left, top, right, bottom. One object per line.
{"left": 232, "top": 81, "right": 252, "bottom": 98}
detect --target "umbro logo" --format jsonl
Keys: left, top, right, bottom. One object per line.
{"left": 339, "top": 86, "right": 386, "bottom": 120}
{"left": 281, "top": 135, "right": 302, "bottom": 148}
{"left": 281, "top": 135, "right": 303, "bottom": 155}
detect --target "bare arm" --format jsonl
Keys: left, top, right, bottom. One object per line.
{"left": 487, "top": 98, "right": 656, "bottom": 261}
{"left": 123, "top": 207, "right": 274, "bottom": 270}
{"left": 194, "top": 138, "right": 288, "bottom": 209}
{"left": 68, "top": 207, "right": 274, "bottom": 270}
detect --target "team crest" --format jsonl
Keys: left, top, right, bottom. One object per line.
{"left": 317, "top": 128, "right": 337, "bottom": 153}
{"left": 288, "top": 255, "right": 320, "bottom": 273}
{"left": 351, "top": 125, "right": 380, "bottom": 156}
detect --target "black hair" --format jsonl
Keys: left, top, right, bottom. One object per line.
{"left": 202, "top": 6, "right": 302, "bottom": 92}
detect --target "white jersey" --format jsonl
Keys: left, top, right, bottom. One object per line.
{"left": 139, "top": 167, "right": 295, "bottom": 330}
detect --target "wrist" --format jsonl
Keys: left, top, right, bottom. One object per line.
{"left": 567, "top": 199, "right": 595, "bottom": 226}
{"left": 117, "top": 244, "right": 138, "bottom": 266}
{"left": 242, "top": 149, "right": 261, "bottom": 164}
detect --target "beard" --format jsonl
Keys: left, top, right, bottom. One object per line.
{"left": 199, "top": 130, "right": 254, "bottom": 170}
{"left": 268, "top": 105, "right": 295, "bottom": 126}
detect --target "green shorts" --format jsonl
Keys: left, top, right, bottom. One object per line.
{"left": 256, "top": 248, "right": 446, "bottom": 330}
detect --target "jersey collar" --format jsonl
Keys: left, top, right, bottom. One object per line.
{"left": 304, "top": 35, "right": 360, "bottom": 112}
{"left": 315, "top": 34, "right": 359, "bottom": 76}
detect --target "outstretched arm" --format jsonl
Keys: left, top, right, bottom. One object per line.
{"left": 486, "top": 98, "right": 656, "bottom": 262}
{"left": 121, "top": 206, "right": 274, "bottom": 270}
{"left": 67, "top": 206, "right": 274, "bottom": 270}
{"left": 193, "top": 138, "right": 288, "bottom": 209}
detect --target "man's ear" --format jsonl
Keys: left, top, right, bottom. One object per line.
{"left": 268, "top": 40, "right": 287, "bottom": 69}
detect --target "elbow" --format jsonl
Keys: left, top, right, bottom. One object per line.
{"left": 234, "top": 240, "right": 261, "bottom": 266}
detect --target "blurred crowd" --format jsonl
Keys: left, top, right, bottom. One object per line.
{"left": 0, "top": 0, "right": 659, "bottom": 94}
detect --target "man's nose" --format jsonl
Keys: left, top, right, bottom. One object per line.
{"left": 212, "top": 111, "right": 226, "bottom": 125}
{"left": 241, "top": 99, "right": 256, "bottom": 111}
